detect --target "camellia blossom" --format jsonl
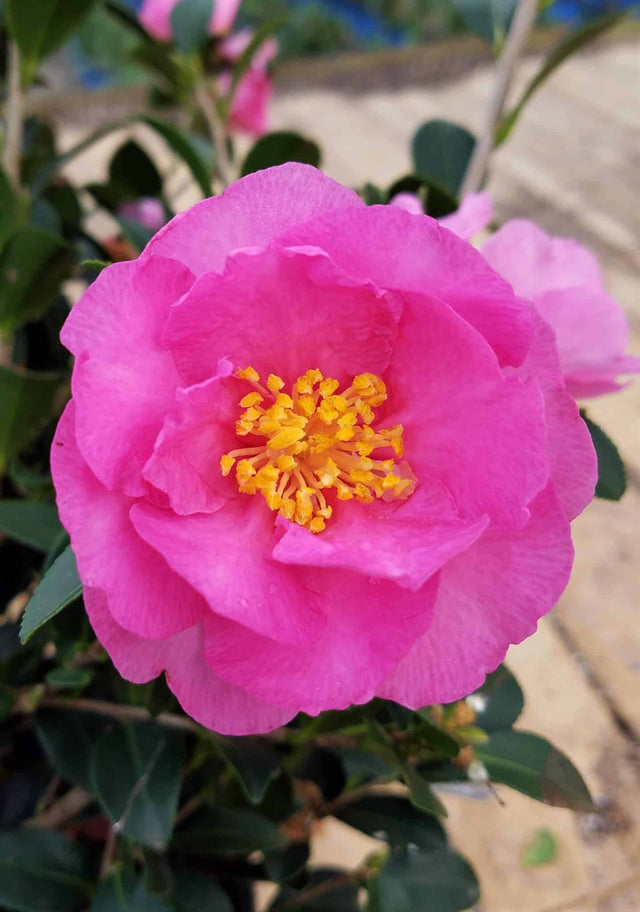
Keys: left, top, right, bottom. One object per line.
{"left": 118, "top": 198, "right": 166, "bottom": 233}
{"left": 139, "top": 0, "right": 241, "bottom": 42}
{"left": 218, "top": 29, "right": 278, "bottom": 137}
{"left": 52, "top": 163, "right": 597, "bottom": 735}
{"left": 391, "top": 191, "right": 492, "bottom": 242}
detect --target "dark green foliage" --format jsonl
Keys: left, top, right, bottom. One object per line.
{"left": 412, "top": 120, "right": 476, "bottom": 198}
{"left": 583, "top": 414, "right": 627, "bottom": 500}
{"left": 242, "top": 132, "right": 322, "bottom": 177}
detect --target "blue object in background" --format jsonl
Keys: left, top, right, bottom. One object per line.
{"left": 289, "top": 0, "right": 407, "bottom": 46}
{"left": 546, "top": 0, "right": 639, "bottom": 23}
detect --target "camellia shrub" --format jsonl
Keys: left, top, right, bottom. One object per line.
{"left": 0, "top": 1, "right": 637, "bottom": 911}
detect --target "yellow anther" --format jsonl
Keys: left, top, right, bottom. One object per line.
{"left": 222, "top": 367, "right": 414, "bottom": 532}
{"left": 240, "top": 392, "right": 263, "bottom": 408}
{"left": 237, "top": 366, "right": 260, "bottom": 382}
{"left": 220, "top": 455, "right": 236, "bottom": 476}
{"left": 267, "top": 374, "right": 285, "bottom": 391}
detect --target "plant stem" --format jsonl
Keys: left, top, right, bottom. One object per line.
{"left": 39, "top": 695, "right": 202, "bottom": 734}
{"left": 277, "top": 865, "right": 371, "bottom": 910}
{"left": 99, "top": 826, "right": 118, "bottom": 880}
{"left": 2, "top": 40, "right": 24, "bottom": 190}
{"left": 26, "top": 786, "right": 93, "bottom": 829}
{"left": 194, "top": 76, "right": 233, "bottom": 189}
{"left": 460, "top": 0, "right": 539, "bottom": 195}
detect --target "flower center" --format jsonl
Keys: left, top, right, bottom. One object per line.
{"left": 220, "top": 367, "right": 416, "bottom": 533}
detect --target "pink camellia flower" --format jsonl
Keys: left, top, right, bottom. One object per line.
{"left": 218, "top": 29, "right": 278, "bottom": 137}
{"left": 481, "top": 221, "right": 640, "bottom": 398}
{"left": 391, "top": 191, "right": 492, "bottom": 243}
{"left": 52, "top": 164, "right": 596, "bottom": 735}
{"left": 118, "top": 198, "right": 166, "bottom": 233}
{"left": 139, "top": 0, "right": 241, "bottom": 42}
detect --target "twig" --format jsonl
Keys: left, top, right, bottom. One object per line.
{"left": 26, "top": 786, "right": 93, "bottom": 829}
{"left": 316, "top": 778, "right": 393, "bottom": 819}
{"left": 99, "top": 826, "right": 118, "bottom": 880}
{"left": 194, "top": 76, "right": 233, "bottom": 189}
{"left": 277, "top": 865, "right": 370, "bottom": 910}
{"left": 2, "top": 40, "right": 24, "bottom": 189}
{"left": 460, "top": 0, "right": 539, "bottom": 195}
{"left": 39, "top": 695, "right": 202, "bottom": 734}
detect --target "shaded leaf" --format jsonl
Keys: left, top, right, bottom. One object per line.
{"left": 0, "top": 499, "right": 62, "bottom": 551}
{"left": 91, "top": 720, "right": 185, "bottom": 849}
{"left": 20, "top": 546, "right": 82, "bottom": 643}
{"left": 92, "top": 869, "right": 172, "bottom": 912}
{"left": 45, "top": 667, "right": 93, "bottom": 690}
{"left": 368, "top": 847, "right": 479, "bottom": 912}
{"left": 583, "top": 415, "right": 626, "bottom": 500}
{"left": 336, "top": 795, "right": 447, "bottom": 849}
{"left": 404, "top": 765, "right": 448, "bottom": 817}
{"left": 451, "top": 0, "right": 517, "bottom": 45}
{"left": 270, "top": 867, "right": 360, "bottom": 911}
{"left": 216, "top": 735, "right": 282, "bottom": 804}
{"left": 0, "top": 167, "right": 20, "bottom": 251}
{"left": 6, "top": 0, "right": 98, "bottom": 82}
{"left": 415, "top": 711, "right": 461, "bottom": 756}
{"left": 466, "top": 664, "right": 524, "bottom": 731}
{"left": 476, "top": 730, "right": 595, "bottom": 810}
{"left": 412, "top": 120, "right": 476, "bottom": 198}
{"left": 110, "top": 140, "right": 162, "bottom": 198}
{"left": 264, "top": 842, "right": 310, "bottom": 883}
{"left": 0, "top": 227, "right": 73, "bottom": 333}
{"left": 173, "top": 868, "right": 233, "bottom": 912}
{"left": 242, "top": 131, "right": 321, "bottom": 177}
{"left": 170, "top": 0, "right": 213, "bottom": 54}
{"left": 173, "top": 806, "right": 286, "bottom": 856}
{"left": 36, "top": 708, "right": 107, "bottom": 789}
{"left": 0, "top": 828, "right": 90, "bottom": 912}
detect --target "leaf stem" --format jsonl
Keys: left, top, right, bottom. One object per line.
{"left": 460, "top": 0, "right": 538, "bottom": 195}
{"left": 194, "top": 76, "right": 233, "bottom": 189}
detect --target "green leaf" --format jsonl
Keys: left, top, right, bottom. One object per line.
{"left": 415, "top": 711, "right": 461, "bottom": 757}
{"left": 0, "top": 499, "right": 62, "bottom": 551}
{"left": 170, "top": 0, "right": 213, "bottom": 53}
{"left": 0, "top": 828, "right": 90, "bottom": 912}
{"left": 476, "top": 730, "right": 595, "bottom": 811}
{"left": 215, "top": 736, "right": 282, "bottom": 804}
{"left": 110, "top": 140, "right": 163, "bottom": 198}
{"left": 271, "top": 867, "right": 360, "bottom": 911}
{"left": 451, "top": 0, "right": 517, "bottom": 45}
{"left": 368, "top": 848, "right": 479, "bottom": 912}
{"left": 173, "top": 806, "right": 286, "bottom": 856}
{"left": 173, "top": 869, "right": 233, "bottom": 912}
{"left": 264, "top": 843, "right": 310, "bottom": 883}
{"left": 241, "top": 131, "right": 321, "bottom": 177}
{"left": 583, "top": 415, "right": 626, "bottom": 500}
{"left": 336, "top": 796, "right": 447, "bottom": 849}
{"left": 0, "top": 167, "right": 20, "bottom": 251}
{"left": 83, "top": 258, "right": 111, "bottom": 275}
{"left": 6, "top": 0, "right": 98, "bottom": 84}
{"left": 92, "top": 869, "right": 172, "bottom": 912}
{"left": 404, "top": 766, "right": 448, "bottom": 818}
{"left": 20, "top": 546, "right": 82, "bottom": 643}
{"left": 496, "top": 11, "right": 627, "bottom": 145}
{"left": 467, "top": 664, "right": 524, "bottom": 731}
{"left": 412, "top": 120, "right": 476, "bottom": 199}
{"left": 522, "top": 827, "right": 557, "bottom": 867}
{"left": 45, "top": 667, "right": 93, "bottom": 690}
{"left": 36, "top": 709, "right": 107, "bottom": 789}
{"left": 0, "top": 365, "right": 61, "bottom": 471}
{"left": 0, "top": 227, "right": 73, "bottom": 333}
{"left": 91, "top": 720, "right": 185, "bottom": 850}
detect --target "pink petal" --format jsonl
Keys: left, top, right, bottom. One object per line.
{"left": 273, "top": 479, "right": 488, "bottom": 592}
{"left": 130, "top": 498, "right": 326, "bottom": 647}
{"left": 378, "top": 485, "right": 573, "bottom": 706}
{"left": 163, "top": 243, "right": 400, "bottom": 388}
{"left": 279, "top": 205, "right": 534, "bottom": 368}
{"left": 226, "top": 67, "right": 272, "bottom": 137}
{"left": 219, "top": 29, "right": 278, "bottom": 68}
{"left": 61, "top": 257, "right": 194, "bottom": 497}
{"left": 85, "top": 587, "right": 293, "bottom": 735}
{"left": 481, "top": 219, "right": 603, "bottom": 298}
{"left": 145, "top": 163, "right": 363, "bottom": 277}
{"left": 384, "top": 293, "right": 548, "bottom": 528}
{"left": 389, "top": 193, "right": 423, "bottom": 215}
{"left": 205, "top": 571, "right": 440, "bottom": 715}
{"left": 534, "top": 287, "right": 640, "bottom": 399}
{"left": 52, "top": 403, "right": 205, "bottom": 639}
{"left": 139, "top": 0, "right": 239, "bottom": 41}
{"left": 143, "top": 361, "right": 239, "bottom": 515}
{"left": 514, "top": 309, "right": 596, "bottom": 521}
{"left": 210, "top": 0, "right": 241, "bottom": 35}
{"left": 438, "top": 192, "right": 493, "bottom": 240}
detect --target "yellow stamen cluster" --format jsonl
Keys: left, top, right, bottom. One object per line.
{"left": 220, "top": 367, "right": 416, "bottom": 533}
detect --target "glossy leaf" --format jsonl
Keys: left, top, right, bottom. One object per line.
{"left": 170, "top": 0, "right": 213, "bottom": 53}
{"left": 36, "top": 709, "right": 106, "bottom": 789}
{"left": 451, "top": 0, "right": 517, "bottom": 45}
{"left": 91, "top": 720, "right": 185, "bottom": 849}
{"left": 496, "top": 11, "right": 627, "bottom": 145}
{"left": 368, "top": 848, "right": 479, "bottom": 912}
{"left": 583, "top": 415, "right": 626, "bottom": 500}
{"left": 263, "top": 842, "right": 310, "bottom": 883}
{"left": 173, "top": 869, "right": 233, "bottom": 912}
{"left": 270, "top": 867, "right": 360, "bottom": 911}
{"left": 0, "top": 227, "right": 73, "bottom": 333}
{"left": 0, "top": 365, "right": 61, "bottom": 470}
{"left": 467, "top": 664, "right": 524, "bottom": 731}
{"left": 173, "top": 806, "right": 286, "bottom": 856}
{"left": 337, "top": 795, "right": 447, "bottom": 849}
{"left": 20, "top": 546, "right": 82, "bottom": 643}
{"left": 6, "top": 0, "right": 98, "bottom": 83}
{"left": 0, "top": 500, "right": 62, "bottom": 552}
{"left": 404, "top": 765, "right": 448, "bottom": 817}
{"left": 216, "top": 735, "right": 282, "bottom": 804}
{"left": 242, "top": 131, "right": 321, "bottom": 177}
{"left": 412, "top": 120, "right": 476, "bottom": 198}
{"left": 0, "top": 828, "right": 90, "bottom": 912}
{"left": 110, "top": 140, "right": 162, "bottom": 199}
{"left": 476, "top": 730, "right": 595, "bottom": 811}
{"left": 92, "top": 869, "right": 172, "bottom": 912}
